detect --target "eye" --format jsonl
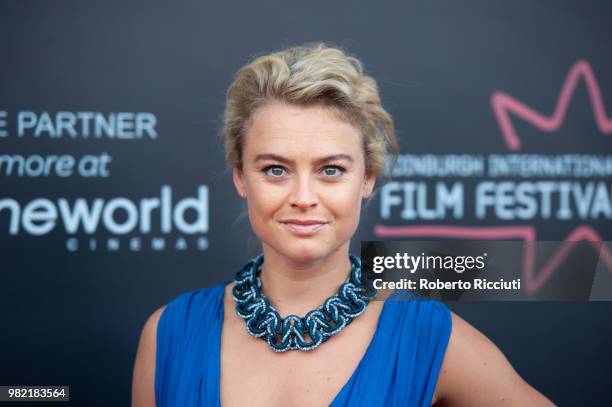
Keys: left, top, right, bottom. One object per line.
{"left": 262, "top": 165, "right": 287, "bottom": 178}
{"left": 321, "top": 165, "right": 346, "bottom": 177}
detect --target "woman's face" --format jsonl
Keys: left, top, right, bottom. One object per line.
{"left": 233, "top": 102, "right": 375, "bottom": 263}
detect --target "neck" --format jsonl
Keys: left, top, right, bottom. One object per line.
{"left": 258, "top": 242, "right": 353, "bottom": 317}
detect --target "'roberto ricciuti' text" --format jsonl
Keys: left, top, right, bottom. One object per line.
{"left": 372, "top": 278, "right": 521, "bottom": 291}
{"left": 370, "top": 253, "right": 522, "bottom": 292}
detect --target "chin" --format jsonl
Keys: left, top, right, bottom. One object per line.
{"left": 276, "top": 243, "right": 329, "bottom": 263}
{"left": 293, "top": 239, "right": 352, "bottom": 262}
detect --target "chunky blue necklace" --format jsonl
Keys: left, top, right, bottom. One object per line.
{"left": 232, "top": 254, "right": 377, "bottom": 352}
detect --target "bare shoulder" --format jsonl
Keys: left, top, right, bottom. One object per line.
{"left": 131, "top": 305, "right": 167, "bottom": 407}
{"left": 432, "top": 312, "right": 555, "bottom": 407}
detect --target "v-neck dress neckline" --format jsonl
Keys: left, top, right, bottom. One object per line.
{"left": 155, "top": 281, "right": 452, "bottom": 407}
{"left": 213, "top": 281, "right": 391, "bottom": 407}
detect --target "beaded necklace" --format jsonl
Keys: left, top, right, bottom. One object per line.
{"left": 231, "top": 254, "right": 377, "bottom": 352}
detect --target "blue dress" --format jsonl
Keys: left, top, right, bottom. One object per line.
{"left": 155, "top": 281, "right": 452, "bottom": 407}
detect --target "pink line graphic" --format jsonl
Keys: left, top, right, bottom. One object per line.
{"left": 373, "top": 224, "right": 612, "bottom": 295}
{"left": 492, "top": 60, "right": 612, "bottom": 151}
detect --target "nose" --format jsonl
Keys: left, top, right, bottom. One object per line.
{"left": 289, "top": 174, "right": 319, "bottom": 209}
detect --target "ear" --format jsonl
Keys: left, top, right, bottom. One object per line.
{"left": 363, "top": 171, "right": 376, "bottom": 199}
{"left": 233, "top": 167, "right": 246, "bottom": 198}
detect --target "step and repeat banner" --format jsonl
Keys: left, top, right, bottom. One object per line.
{"left": 1, "top": 1, "right": 611, "bottom": 405}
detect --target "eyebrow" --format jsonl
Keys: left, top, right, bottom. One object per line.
{"left": 254, "top": 153, "right": 354, "bottom": 165}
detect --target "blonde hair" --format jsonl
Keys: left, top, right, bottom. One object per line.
{"left": 223, "top": 42, "right": 399, "bottom": 177}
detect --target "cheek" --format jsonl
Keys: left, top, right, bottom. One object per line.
{"left": 325, "top": 183, "right": 364, "bottom": 221}
{"left": 246, "top": 187, "right": 284, "bottom": 223}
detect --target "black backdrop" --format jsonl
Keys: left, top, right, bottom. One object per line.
{"left": 1, "top": 1, "right": 611, "bottom": 405}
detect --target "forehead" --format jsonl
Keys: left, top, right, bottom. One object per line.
{"left": 243, "top": 103, "right": 363, "bottom": 159}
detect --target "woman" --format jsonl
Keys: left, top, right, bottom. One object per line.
{"left": 132, "top": 42, "right": 554, "bottom": 406}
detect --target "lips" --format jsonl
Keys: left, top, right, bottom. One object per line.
{"left": 281, "top": 220, "right": 327, "bottom": 236}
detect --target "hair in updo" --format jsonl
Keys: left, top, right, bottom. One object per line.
{"left": 222, "top": 42, "right": 399, "bottom": 177}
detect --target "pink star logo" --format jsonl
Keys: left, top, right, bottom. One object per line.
{"left": 374, "top": 61, "right": 612, "bottom": 295}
